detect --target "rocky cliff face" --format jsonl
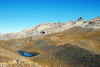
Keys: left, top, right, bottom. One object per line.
{"left": 0, "top": 17, "right": 100, "bottom": 40}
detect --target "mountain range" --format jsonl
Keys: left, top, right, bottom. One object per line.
{"left": 0, "top": 17, "right": 100, "bottom": 40}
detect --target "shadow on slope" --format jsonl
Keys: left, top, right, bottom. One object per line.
{"left": 33, "top": 44, "right": 100, "bottom": 67}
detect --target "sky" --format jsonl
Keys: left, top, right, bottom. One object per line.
{"left": 0, "top": 0, "right": 100, "bottom": 33}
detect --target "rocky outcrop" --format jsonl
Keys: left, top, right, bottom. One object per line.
{"left": 77, "top": 17, "right": 84, "bottom": 21}
{"left": 0, "top": 17, "right": 100, "bottom": 40}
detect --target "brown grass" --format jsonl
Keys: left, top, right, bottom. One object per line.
{"left": 0, "top": 26, "right": 100, "bottom": 67}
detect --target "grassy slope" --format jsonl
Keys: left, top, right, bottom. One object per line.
{"left": 42, "top": 26, "right": 100, "bottom": 54}
{"left": 0, "top": 26, "right": 100, "bottom": 67}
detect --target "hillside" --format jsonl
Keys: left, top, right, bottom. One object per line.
{"left": 0, "top": 26, "right": 100, "bottom": 67}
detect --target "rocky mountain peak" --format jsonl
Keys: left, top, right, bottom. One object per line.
{"left": 96, "top": 16, "right": 100, "bottom": 20}
{"left": 77, "top": 17, "right": 84, "bottom": 21}
{"left": 0, "top": 17, "right": 100, "bottom": 40}
{"left": 57, "top": 21, "right": 62, "bottom": 24}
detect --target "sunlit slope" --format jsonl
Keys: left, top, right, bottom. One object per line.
{"left": 0, "top": 37, "right": 34, "bottom": 63}
{"left": 42, "top": 26, "right": 100, "bottom": 54}
{"left": 0, "top": 44, "right": 20, "bottom": 63}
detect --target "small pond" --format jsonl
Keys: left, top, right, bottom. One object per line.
{"left": 17, "top": 50, "right": 40, "bottom": 57}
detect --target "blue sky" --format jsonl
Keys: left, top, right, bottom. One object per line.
{"left": 0, "top": 0, "right": 100, "bottom": 33}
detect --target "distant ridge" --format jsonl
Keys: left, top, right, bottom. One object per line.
{"left": 0, "top": 17, "right": 100, "bottom": 40}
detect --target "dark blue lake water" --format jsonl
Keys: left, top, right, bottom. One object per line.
{"left": 23, "top": 52, "right": 33, "bottom": 57}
